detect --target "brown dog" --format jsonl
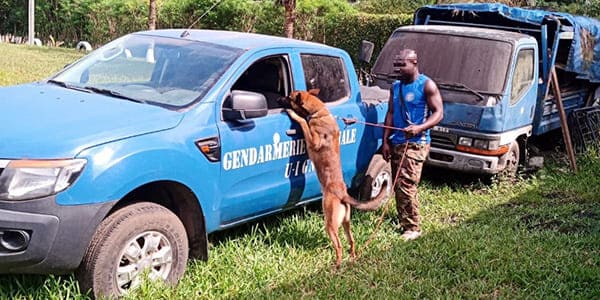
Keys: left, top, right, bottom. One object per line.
{"left": 280, "top": 89, "right": 387, "bottom": 267}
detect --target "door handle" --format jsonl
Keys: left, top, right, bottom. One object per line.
{"left": 341, "top": 116, "right": 357, "bottom": 126}
{"left": 286, "top": 129, "right": 297, "bottom": 136}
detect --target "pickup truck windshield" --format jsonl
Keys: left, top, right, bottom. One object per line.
{"left": 52, "top": 34, "right": 243, "bottom": 108}
{"left": 373, "top": 31, "right": 512, "bottom": 104}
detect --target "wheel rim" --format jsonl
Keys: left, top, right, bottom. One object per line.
{"left": 506, "top": 148, "right": 518, "bottom": 173}
{"left": 115, "top": 230, "right": 173, "bottom": 294}
{"left": 500, "top": 147, "right": 519, "bottom": 178}
{"left": 371, "top": 169, "right": 391, "bottom": 198}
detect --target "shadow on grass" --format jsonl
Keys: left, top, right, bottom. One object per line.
{"left": 239, "top": 166, "right": 599, "bottom": 298}
{"left": 208, "top": 201, "right": 329, "bottom": 250}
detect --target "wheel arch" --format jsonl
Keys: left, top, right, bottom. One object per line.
{"left": 516, "top": 134, "right": 529, "bottom": 165}
{"left": 107, "top": 180, "right": 208, "bottom": 260}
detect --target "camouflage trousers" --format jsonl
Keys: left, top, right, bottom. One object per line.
{"left": 390, "top": 143, "right": 430, "bottom": 232}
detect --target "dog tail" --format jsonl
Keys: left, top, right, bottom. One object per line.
{"left": 342, "top": 192, "right": 388, "bottom": 211}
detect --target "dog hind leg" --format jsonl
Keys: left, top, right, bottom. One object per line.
{"left": 324, "top": 195, "right": 346, "bottom": 268}
{"left": 341, "top": 202, "right": 356, "bottom": 260}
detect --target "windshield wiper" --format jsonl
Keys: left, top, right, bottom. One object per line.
{"left": 83, "top": 86, "right": 145, "bottom": 104}
{"left": 47, "top": 79, "right": 92, "bottom": 93}
{"left": 372, "top": 73, "right": 401, "bottom": 83}
{"left": 435, "top": 80, "right": 486, "bottom": 102}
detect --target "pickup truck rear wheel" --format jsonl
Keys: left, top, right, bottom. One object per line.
{"left": 359, "top": 154, "right": 392, "bottom": 202}
{"left": 76, "top": 202, "right": 188, "bottom": 299}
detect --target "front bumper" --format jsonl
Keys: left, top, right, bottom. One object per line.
{"left": 0, "top": 196, "right": 115, "bottom": 274}
{"left": 426, "top": 147, "right": 501, "bottom": 175}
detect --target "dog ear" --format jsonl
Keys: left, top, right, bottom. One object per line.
{"left": 308, "top": 88, "right": 320, "bottom": 96}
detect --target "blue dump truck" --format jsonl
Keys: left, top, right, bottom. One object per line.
{"left": 0, "top": 30, "right": 392, "bottom": 297}
{"left": 370, "top": 3, "right": 600, "bottom": 175}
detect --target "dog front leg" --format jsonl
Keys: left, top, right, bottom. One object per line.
{"left": 286, "top": 109, "right": 322, "bottom": 150}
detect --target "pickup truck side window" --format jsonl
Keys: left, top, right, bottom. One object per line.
{"left": 300, "top": 54, "right": 349, "bottom": 103}
{"left": 231, "top": 56, "right": 291, "bottom": 110}
{"left": 510, "top": 49, "right": 534, "bottom": 105}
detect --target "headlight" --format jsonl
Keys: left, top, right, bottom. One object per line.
{"left": 473, "top": 139, "right": 488, "bottom": 150}
{"left": 0, "top": 159, "right": 86, "bottom": 200}
{"left": 488, "top": 140, "right": 500, "bottom": 150}
{"left": 458, "top": 137, "right": 473, "bottom": 146}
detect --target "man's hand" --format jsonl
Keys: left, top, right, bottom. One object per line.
{"left": 382, "top": 142, "right": 391, "bottom": 162}
{"left": 402, "top": 124, "right": 423, "bottom": 138}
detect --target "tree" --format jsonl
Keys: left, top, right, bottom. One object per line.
{"left": 148, "top": 0, "right": 156, "bottom": 30}
{"left": 278, "top": 0, "right": 296, "bottom": 38}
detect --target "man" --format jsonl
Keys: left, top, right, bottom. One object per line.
{"left": 382, "top": 49, "right": 443, "bottom": 241}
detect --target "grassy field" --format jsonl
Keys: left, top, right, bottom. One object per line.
{"left": 0, "top": 43, "right": 83, "bottom": 86}
{"left": 0, "top": 43, "right": 598, "bottom": 299}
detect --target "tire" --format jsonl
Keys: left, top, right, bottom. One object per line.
{"left": 499, "top": 141, "right": 520, "bottom": 179}
{"left": 359, "top": 154, "right": 392, "bottom": 202}
{"left": 76, "top": 202, "right": 188, "bottom": 299}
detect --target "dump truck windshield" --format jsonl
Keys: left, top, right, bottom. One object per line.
{"left": 373, "top": 30, "right": 512, "bottom": 104}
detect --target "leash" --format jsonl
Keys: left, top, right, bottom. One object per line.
{"left": 336, "top": 117, "right": 408, "bottom": 258}
{"left": 356, "top": 141, "right": 408, "bottom": 257}
{"left": 337, "top": 116, "right": 405, "bottom": 131}
{"left": 334, "top": 115, "right": 411, "bottom": 257}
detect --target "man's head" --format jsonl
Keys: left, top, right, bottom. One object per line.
{"left": 392, "top": 49, "right": 418, "bottom": 82}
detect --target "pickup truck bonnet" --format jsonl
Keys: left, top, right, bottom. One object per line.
{"left": 0, "top": 83, "right": 183, "bottom": 158}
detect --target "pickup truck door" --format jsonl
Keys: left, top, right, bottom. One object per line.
{"left": 216, "top": 52, "right": 304, "bottom": 224}
{"left": 292, "top": 52, "right": 369, "bottom": 199}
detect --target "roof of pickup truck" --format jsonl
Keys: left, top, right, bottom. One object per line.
{"left": 396, "top": 25, "right": 535, "bottom": 44}
{"left": 134, "top": 29, "right": 336, "bottom": 51}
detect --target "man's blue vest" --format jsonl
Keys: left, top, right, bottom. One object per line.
{"left": 390, "top": 74, "right": 431, "bottom": 145}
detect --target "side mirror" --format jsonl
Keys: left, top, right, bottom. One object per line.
{"left": 359, "top": 40, "right": 375, "bottom": 64}
{"left": 223, "top": 90, "right": 268, "bottom": 121}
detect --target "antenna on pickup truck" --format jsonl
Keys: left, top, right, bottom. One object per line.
{"left": 180, "top": 0, "right": 224, "bottom": 38}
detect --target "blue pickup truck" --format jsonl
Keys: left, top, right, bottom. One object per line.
{"left": 370, "top": 3, "right": 600, "bottom": 176}
{"left": 0, "top": 30, "right": 392, "bottom": 297}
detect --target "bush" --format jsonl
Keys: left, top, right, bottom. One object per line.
{"left": 320, "top": 13, "right": 413, "bottom": 65}
{"left": 0, "top": 0, "right": 410, "bottom": 64}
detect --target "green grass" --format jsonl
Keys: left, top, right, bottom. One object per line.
{"left": 0, "top": 44, "right": 598, "bottom": 299}
{"left": 0, "top": 43, "right": 83, "bottom": 86}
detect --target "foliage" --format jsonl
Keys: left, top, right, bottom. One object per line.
{"left": 3, "top": 0, "right": 600, "bottom": 54}
{"left": 0, "top": 0, "right": 27, "bottom": 36}
{"left": 356, "top": 0, "right": 434, "bottom": 14}
{"left": 86, "top": 0, "right": 148, "bottom": 45}
{"left": 293, "top": 0, "right": 357, "bottom": 40}
{"left": 321, "top": 12, "right": 412, "bottom": 66}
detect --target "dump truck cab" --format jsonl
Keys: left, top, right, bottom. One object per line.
{"left": 373, "top": 25, "right": 538, "bottom": 174}
{"left": 372, "top": 3, "right": 599, "bottom": 175}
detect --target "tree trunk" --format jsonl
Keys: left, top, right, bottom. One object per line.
{"left": 283, "top": 0, "right": 295, "bottom": 38}
{"left": 148, "top": 0, "right": 157, "bottom": 30}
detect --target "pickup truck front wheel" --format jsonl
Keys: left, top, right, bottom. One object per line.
{"left": 359, "top": 154, "right": 392, "bottom": 202}
{"left": 77, "top": 202, "right": 188, "bottom": 299}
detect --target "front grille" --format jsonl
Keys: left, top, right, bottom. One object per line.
{"left": 431, "top": 133, "right": 456, "bottom": 149}
{"left": 429, "top": 151, "right": 454, "bottom": 162}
